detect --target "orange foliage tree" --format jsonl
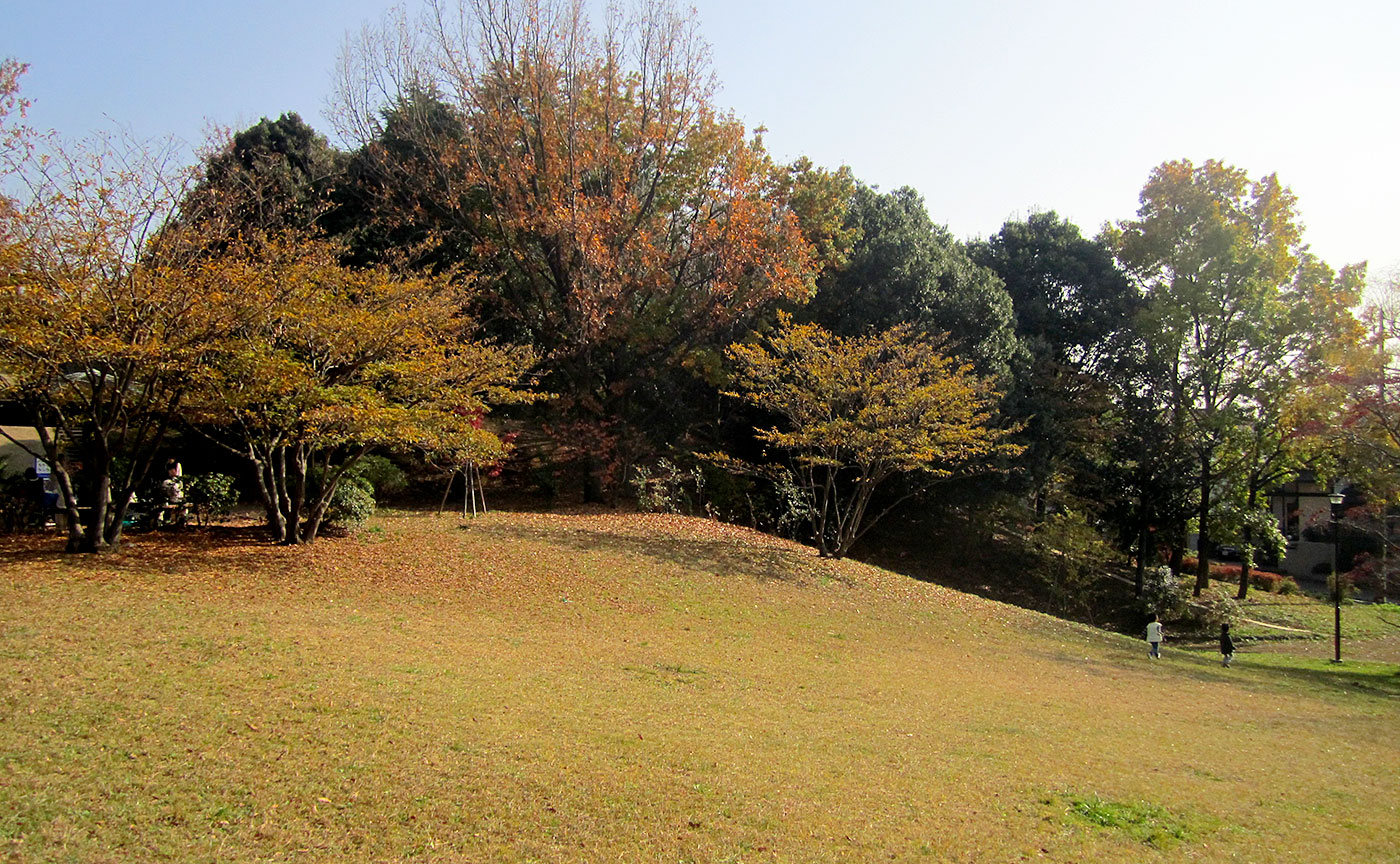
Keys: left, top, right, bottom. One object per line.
{"left": 332, "top": 0, "right": 825, "bottom": 495}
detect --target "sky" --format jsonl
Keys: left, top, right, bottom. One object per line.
{"left": 6, "top": 0, "right": 1399, "bottom": 276}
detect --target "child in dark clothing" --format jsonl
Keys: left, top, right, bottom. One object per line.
{"left": 1220, "top": 622, "right": 1236, "bottom": 667}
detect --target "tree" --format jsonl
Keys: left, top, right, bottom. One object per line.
{"left": 1098, "top": 324, "right": 1198, "bottom": 597}
{"left": 971, "top": 211, "right": 1139, "bottom": 515}
{"left": 0, "top": 64, "right": 238, "bottom": 551}
{"left": 327, "top": 88, "right": 481, "bottom": 272}
{"left": 184, "top": 232, "right": 539, "bottom": 544}
{"left": 187, "top": 112, "right": 345, "bottom": 234}
{"left": 802, "top": 184, "right": 1018, "bottom": 379}
{"left": 1108, "top": 159, "right": 1356, "bottom": 596}
{"left": 722, "top": 315, "right": 1020, "bottom": 558}
{"left": 332, "top": 0, "right": 823, "bottom": 495}
{"left": 1334, "top": 271, "right": 1400, "bottom": 602}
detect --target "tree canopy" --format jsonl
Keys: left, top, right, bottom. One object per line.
{"left": 803, "top": 184, "right": 1018, "bottom": 379}
{"left": 1108, "top": 159, "right": 1364, "bottom": 595}
{"left": 723, "top": 315, "right": 1019, "bottom": 558}
{"left": 331, "top": 0, "right": 829, "bottom": 496}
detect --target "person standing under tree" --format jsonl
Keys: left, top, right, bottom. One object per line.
{"left": 1146, "top": 614, "right": 1163, "bottom": 659}
{"left": 1220, "top": 622, "right": 1236, "bottom": 667}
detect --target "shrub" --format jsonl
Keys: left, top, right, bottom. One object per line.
{"left": 325, "top": 474, "right": 375, "bottom": 529}
{"left": 1216, "top": 563, "right": 1242, "bottom": 580}
{"left": 184, "top": 473, "right": 239, "bottom": 526}
{"left": 1327, "top": 571, "right": 1358, "bottom": 601}
{"left": 355, "top": 455, "right": 408, "bottom": 497}
{"left": 631, "top": 458, "right": 705, "bottom": 515}
{"left": 695, "top": 461, "right": 755, "bottom": 525}
{"left": 1027, "top": 510, "right": 1113, "bottom": 616}
{"left": 1142, "top": 566, "right": 1188, "bottom": 619}
{"left": 1191, "top": 592, "right": 1240, "bottom": 630}
{"left": 1277, "top": 577, "right": 1299, "bottom": 595}
{"left": 1249, "top": 571, "right": 1283, "bottom": 593}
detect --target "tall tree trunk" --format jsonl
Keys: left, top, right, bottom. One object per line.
{"left": 1135, "top": 499, "right": 1150, "bottom": 598}
{"left": 1237, "top": 523, "right": 1253, "bottom": 600}
{"left": 1169, "top": 521, "right": 1185, "bottom": 579}
{"left": 1193, "top": 455, "right": 1212, "bottom": 596}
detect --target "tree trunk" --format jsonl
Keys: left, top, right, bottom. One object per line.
{"left": 252, "top": 453, "right": 288, "bottom": 543}
{"left": 1380, "top": 515, "right": 1391, "bottom": 605}
{"left": 1237, "top": 523, "right": 1253, "bottom": 600}
{"left": 283, "top": 446, "right": 310, "bottom": 544}
{"left": 1193, "top": 456, "right": 1212, "bottom": 596}
{"left": 1135, "top": 502, "right": 1149, "bottom": 598}
{"left": 53, "top": 465, "right": 85, "bottom": 553}
{"left": 1169, "top": 521, "right": 1185, "bottom": 578}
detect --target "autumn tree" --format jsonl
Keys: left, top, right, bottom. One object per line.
{"left": 331, "top": 0, "right": 824, "bottom": 495}
{"left": 1108, "top": 159, "right": 1359, "bottom": 596}
{"left": 723, "top": 315, "right": 1020, "bottom": 558}
{"left": 1333, "top": 271, "right": 1400, "bottom": 602}
{"left": 0, "top": 66, "right": 239, "bottom": 551}
{"left": 184, "top": 233, "right": 539, "bottom": 544}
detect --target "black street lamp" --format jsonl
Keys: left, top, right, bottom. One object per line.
{"left": 1330, "top": 490, "right": 1345, "bottom": 664}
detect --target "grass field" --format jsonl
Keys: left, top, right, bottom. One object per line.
{"left": 2, "top": 510, "right": 1398, "bottom": 862}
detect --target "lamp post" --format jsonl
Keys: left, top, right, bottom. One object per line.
{"left": 1330, "top": 490, "right": 1345, "bottom": 664}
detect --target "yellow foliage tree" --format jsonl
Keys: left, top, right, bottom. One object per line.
{"left": 0, "top": 63, "right": 239, "bottom": 551}
{"left": 184, "top": 233, "right": 540, "bottom": 544}
{"left": 724, "top": 316, "right": 1021, "bottom": 558}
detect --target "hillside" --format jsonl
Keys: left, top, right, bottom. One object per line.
{"left": 1, "top": 510, "right": 1397, "bottom": 862}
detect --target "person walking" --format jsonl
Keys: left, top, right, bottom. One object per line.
{"left": 1146, "top": 614, "right": 1163, "bottom": 659}
{"left": 1220, "top": 622, "right": 1236, "bottom": 667}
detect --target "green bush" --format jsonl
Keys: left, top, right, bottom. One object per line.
{"left": 325, "top": 474, "right": 375, "bottom": 529}
{"left": 354, "top": 455, "right": 408, "bottom": 497}
{"left": 185, "top": 473, "right": 239, "bottom": 525}
{"left": 1249, "top": 571, "right": 1283, "bottom": 593}
{"left": 630, "top": 458, "right": 704, "bottom": 515}
{"left": 1277, "top": 577, "right": 1299, "bottom": 595}
{"left": 1192, "top": 592, "right": 1240, "bottom": 630}
{"left": 1142, "top": 565, "right": 1188, "bottom": 619}
{"left": 1027, "top": 510, "right": 1113, "bottom": 616}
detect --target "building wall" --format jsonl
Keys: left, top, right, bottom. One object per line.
{"left": 1271, "top": 478, "right": 1337, "bottom": 578}
{"left": 0, "top": 426, "right": 45, "bottom": 478}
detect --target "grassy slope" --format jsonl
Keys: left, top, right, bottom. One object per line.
{"left": 1, "top": 510, "right": 1397, "bottom": 863}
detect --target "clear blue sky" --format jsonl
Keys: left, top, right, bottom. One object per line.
{"left": 7, "top": 0, "right": 1398, "bottom": 275}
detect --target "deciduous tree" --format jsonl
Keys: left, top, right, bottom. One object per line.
{"left": 332, "top": 0, "right": 823, "bottom": 495}
{"left": 0, "top": 74, "right": 236, "bottom": 550}
{"left": 184, "top": 233, "right": 539, "bottom": 544}
{"left": 723, "top": 315, "right": 1020, "bottom": 558}
{"left": 1108, "top": 159, "right": 1358, "bottom": 596}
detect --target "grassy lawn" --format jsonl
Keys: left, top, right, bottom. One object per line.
{"left": 2, "top": 510, "right": 1398, "bottom": 862}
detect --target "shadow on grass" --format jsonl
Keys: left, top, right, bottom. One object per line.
{"left": 0, "top": 523, "right": 292, "bottom": 577}
{"left": 470, "top": 520, "right": 833, "bottom": 586}
{"left": 1241, "top": 655, "right": 1400, "bottom": 699}
{"left": 1139, "top": 644, "right": 1400, "bottom": 700}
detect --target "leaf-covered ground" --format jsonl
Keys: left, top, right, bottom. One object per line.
{"left": 2, "top": 510, "right": 1397, "bottom": 862}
